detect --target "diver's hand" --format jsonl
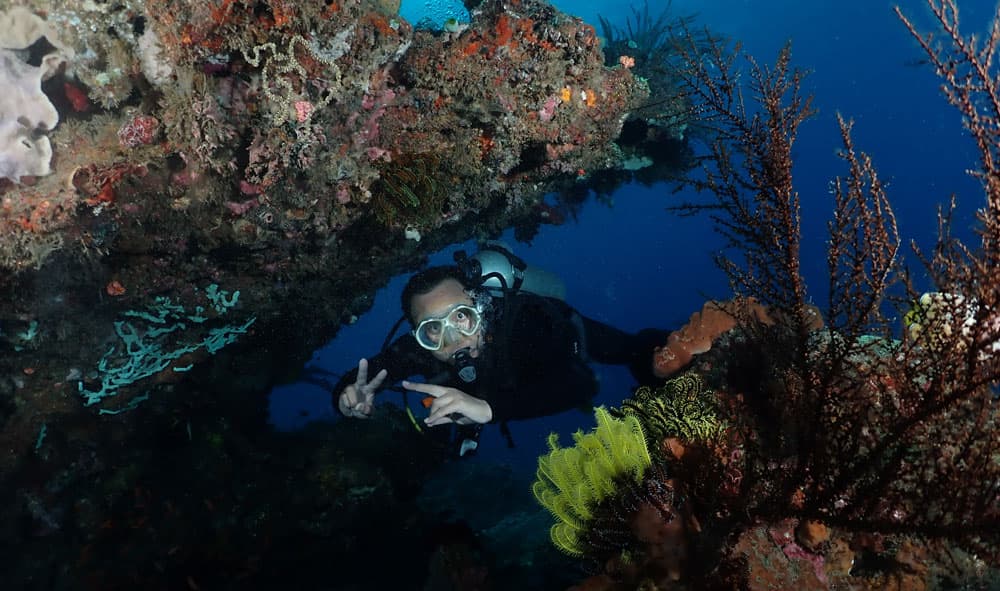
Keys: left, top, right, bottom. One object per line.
{"left": 403, "top": 381, "right": 493, "bottom": 426}
{"left": 338, "top": 358, "right": 388, "bottom": 418}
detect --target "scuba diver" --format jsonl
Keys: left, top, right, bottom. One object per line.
{"left": 331, "top": 244, "right": 668, "bottom": 455}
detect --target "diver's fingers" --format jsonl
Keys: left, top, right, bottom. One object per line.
{"left": 337, "top": 387, "right": 355, "bottom": 415}
{"left": 339, "top": 385, "right": 372, "bottom": 418}
{"left": 352, "top": 401, "right": 372, "bottom": 418}
{"left": 425, "top": 416, "right": 456, "bottom": 427}
{"left": 349, "top": 383, "right": 369, "bottom": 405}
{"left": 425, "top": 406, "right": 458, "bottom": 426}
{"left": 360, "top": 384, "right": 375, "bottom": 406}
{"left": 425, "top": 397, "right": 461, "bottom": 424}
{"left": 366, "top": 369, "right": 389, "bottom": 396}
{"left": 354, "top": 358, "right": 369, "bottom": 388}
{"left": 402, "top": 380, "right": 447, "bottom": 398}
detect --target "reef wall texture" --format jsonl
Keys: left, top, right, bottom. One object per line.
{"left": 0, "top": 0, "right": 682, "bottom": 475}
{"left": 0, "top": 1, "right": 697, "bottom": 585}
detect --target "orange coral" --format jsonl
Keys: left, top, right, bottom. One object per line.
{"left": 210, "top": 0, "right": 237, "bottom": 25}
{"left": 74, "top": 163, "right": 148, "bottom": 208}
{"left": 494, "top": 14, "right": 514, "bottom": 47}
{"left": 268, "top": 1, "right": 294, "bottom": 28}
{"left": 653, "top": 299, "right": 824, "bottom": 377}
{"left": 578, "top": 23, "right": 599, "bottom": 48}
{"left": 321, "top": 2, "right": 340, "bottom": 19}
{"left": 364, "top": 12, "right": 397, "bottom": 38}
{"left": 653, "top": 298, "right": 774, "bottom": 378}
{"left": 477, "top": 133, "right": 495, "bottom": 158}
{"left": 796, "top": 519, "right": 830, "bottom": 551}
{"left": 462, "top": 40, "right": 482, "bottom": 57}
{"left": 515, "top": 17, "right": 538, "bottom": 45}
{"left": 106, "top": 280, "right": 126, "bottom": 296}
{"left": 15, "top": 199, "right": 56, "bottom": 233}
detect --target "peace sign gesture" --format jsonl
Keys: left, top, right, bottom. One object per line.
{"left": 338, "top": 358, "right": 388, "bottom": 418}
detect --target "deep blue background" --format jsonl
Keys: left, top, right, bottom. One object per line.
{"left": 269, "top": 0, "right": 987, "bottom": 474}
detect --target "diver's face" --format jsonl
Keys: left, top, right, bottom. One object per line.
{"left": 410, "top": 278, "right": 483, "bottom": 363}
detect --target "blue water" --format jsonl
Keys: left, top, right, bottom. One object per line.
{"left": 269, "top": 0, "right": 986, "bottom": 473}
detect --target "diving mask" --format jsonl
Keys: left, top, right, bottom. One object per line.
{"left": 413, "top": 304, "right": 483, "bottom": 351}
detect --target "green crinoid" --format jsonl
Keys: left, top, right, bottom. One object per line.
{"left": 621, "top": 373, "right": 727, "bottom": 447}
{"left": 531, "top": 406, "right": 652, "bottom": 557}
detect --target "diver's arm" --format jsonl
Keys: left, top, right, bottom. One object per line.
{"left": 485, "top": 357, "right": 598, "bottom": 422}
{"left": 579, "top": 316, "right": 669, "bottom": 386}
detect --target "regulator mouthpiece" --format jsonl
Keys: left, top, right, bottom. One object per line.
{"left": 453, "top": 348, "right": 477, "bottom": 383}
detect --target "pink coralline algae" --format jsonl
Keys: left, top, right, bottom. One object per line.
{"left": 769, "top": 521, "right": 828, "bottom": 584}
{"left": 335, "top": 185, "right": 351, "bottom": 204}
{"left": 293, "top": 101, "right": 313, "bottom": 123}
{"left": 362, "top": 88, "right": 396, "bottom": 110}
{"left": 365, "top": 147, "right": 391, "bottom": 162}
{"left": 118, "top": 115, "right": 160, "bottom": 148}
{"left": 538, "top": 96, "right": 560, "bottom": 122}
{"left": 224, "top": 198, "right": 259, "bottom": 216}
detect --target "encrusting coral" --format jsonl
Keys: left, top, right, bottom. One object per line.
{"left": 652, "top": 297, "right": 824, "bottom": 378}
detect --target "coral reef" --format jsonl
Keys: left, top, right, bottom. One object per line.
{"left": 1, "top": 403, "right": 456, "bottom": 589}
{"left": 542, "top": 1, "right": 1000, "bottom": 588}
{"left": 651, "top": 298, "right": 782, "bottom": 378}
{"left": 0, "top": 0, "right": 700, "bottom": 586}
{"left": 0, "top": 0, "right": 690, "bottom": 478}
{"left": 597, "top": 1, "right": 696, "bottom": 137}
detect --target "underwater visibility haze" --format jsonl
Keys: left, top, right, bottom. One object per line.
{"left": 1, "top": 0, "right": 999, "bottom": 588}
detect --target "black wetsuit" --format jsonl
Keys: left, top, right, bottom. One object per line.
{"left": 331, "top": 292, "right": 667, "bottom": 423}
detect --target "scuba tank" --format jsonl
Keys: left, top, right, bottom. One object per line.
{"left": 451, "top": 242, "right": 565, "bottom": 386}
{"left": 435, "top": 242, "right": 566, "bottom": 389}
{"left": 454, "top": 242, "right": 566, "bottom": 300}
